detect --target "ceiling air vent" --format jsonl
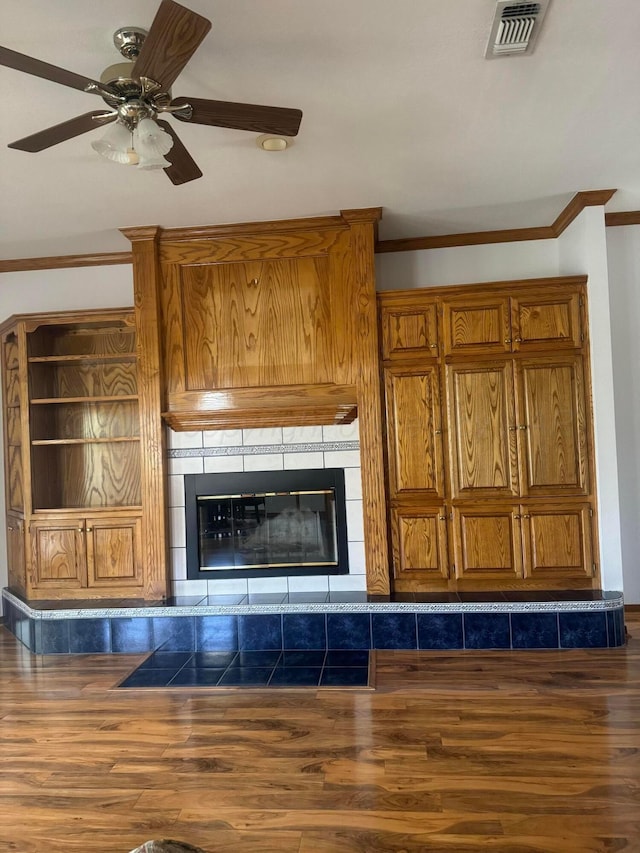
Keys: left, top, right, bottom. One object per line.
{"left": 485, "top": 0, "right": 551, "bottom": 58}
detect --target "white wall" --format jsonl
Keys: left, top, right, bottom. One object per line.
{"left": 557, "top": 208, "right": 624, "bottom": 594}
{"left": 606, "top": 224, "right": 640, "bottom": 603}
{"left": 0, "top": 264, "right": 134, "bottom": 611}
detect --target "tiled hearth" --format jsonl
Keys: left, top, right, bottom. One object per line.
{"left": 2, "top": 588, "right": 626, "bottom": 656}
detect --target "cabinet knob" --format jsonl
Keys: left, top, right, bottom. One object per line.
{"left": 7, "top": 525, "right": 14, "bottom": 531}
{"left": 429, "top": 343, "right": 438, "bottom": 349}
{"left": 514, "top": 514, "right": 521, "bottom": 519}
{"left": 515, "top": 337, "right": 523, "bottom": 343}
{"left": 518, "top": 425, "right": 528, "bottom": 430}
{"left": 438, "top": 515, "right": 446, "bottom": 521}
{"left": 77, "top": 527, "right": 84, "bottom": 533}
{"left": 504, "top": 338, "right": 512, "bottom": 344}
{"left": 86, "top": 527, "right": 93, "bottom": 533}
{"left": 435, "top": 429, "right": 442, "bottom": 435}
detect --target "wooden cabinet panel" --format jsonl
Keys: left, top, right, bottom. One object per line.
{"left": 31, "top": 520, "right": 85, "bottom": 588}
{"left": 86, "top": 516, "right": 143, "bottom": 587}
{"left": 451, "top": 505, "right": 522, "bottom": 581}
{"left": 180, "top": 258, "right": 333, "bottom": 390}
{"left": 442, "top": 294, "right": 511, "bottom": 356}
{"left": 511, "top": 289, "right": 582, "bottom": 352}
{"left": 521, "top": 503, "right": 593, "bottom": 581}
{"left": 391, "top": 506, "right": 449, "bottom": 584}
{"left": 6, "top": 515, "right": 26, "bottom": 595}
{"left": 381, "top": 300, "right": 438, "bottom": 361}
{"left": 384, "top": 365, "right": 444, "bottom": 497}
{"left": 7, "top": 445, "right": 24, "bottom": 512}
{"left": 517, "top": 356, "right": 589, "bottom": 496}
{"left": 446, "top": 360, "right": 518, "bottom": 499}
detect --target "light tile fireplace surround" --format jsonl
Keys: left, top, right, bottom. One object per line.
{"left": 167, "top": 421, "right": 366, "bottom": 598}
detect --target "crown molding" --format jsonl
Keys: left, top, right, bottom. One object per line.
{"left": 375, "top": 189, "right": 618, "bottom": 254}
{"left": 0, "top": 251, "right": 132, "bottom": 274}
{"left": 2, "top": 195, "right": 638, "bottom": 272}
{"left": 605, "top": 211, "right": 640, "bottom": 227}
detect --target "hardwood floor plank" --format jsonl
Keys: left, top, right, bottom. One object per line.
{"left": 0, "top": 615, "right": 638, "bottom": 852}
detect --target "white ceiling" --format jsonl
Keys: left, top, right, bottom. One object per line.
{"left": 1, "top": 0, "right": 639, "bottom": 260}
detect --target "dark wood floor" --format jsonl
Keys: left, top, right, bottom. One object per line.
{"left": 1, "top": 613, "right": 639, "bottom": 853}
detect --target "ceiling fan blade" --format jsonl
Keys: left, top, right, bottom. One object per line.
{"left": 132, "top": 0, "right": 211, "bottom": 90}
{"left": 156, "top": 119, "right": 202, "bottom": 185}
{"left": 173, "top": 97, "right": 303, "bottom": 136}
{"left": 7, "top": 111, "right": 116, "bottom": 152}
{"left": 0, "top": 45, "right": 108, "bottom": 93}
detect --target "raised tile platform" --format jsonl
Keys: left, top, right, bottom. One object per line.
{"left": 2, "top": 587, "right": 626, "bottom": 655}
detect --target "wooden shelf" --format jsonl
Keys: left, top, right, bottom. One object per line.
{"left": 28, "top": 353, "right": 137, "bottom": 364}
{"left": 30, "top": 395, "right": 139, "bottom": 405}
{"left": 32, "top": 437, "right": 140, "bottom": 446}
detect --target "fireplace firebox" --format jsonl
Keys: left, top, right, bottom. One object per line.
{"left": 185, "top": 469, "right": 349, "bottom": 579}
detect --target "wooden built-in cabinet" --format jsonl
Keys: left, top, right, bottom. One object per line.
{"left": 0, "top": 309, "right": 164, "bottom": 601}
{"left": 379, "top": 276, "right": 598, "bottom": 592}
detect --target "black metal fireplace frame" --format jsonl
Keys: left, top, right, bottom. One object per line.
{"left": 185, "top": 468, "right": 350, "bottom": 580}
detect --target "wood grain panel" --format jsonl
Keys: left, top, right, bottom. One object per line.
{"left": 512, "top": 289, "right": 583, "bottom": 351}
{"left": 31, "top": 443, "right": 141, "bottom": 510}
{"left": 180, "top": 258, "right": 332, "bottom": 389}
{"left": 451, "top": 505, "right": 522, "bottom": 579}
{"left": 380, "top": 300, "right": 439, "bottom": 361}
{"left": 5, "top": 515, "right": 25, "bottom": 594}
{"left": 6, "top": 406, "right": 21, "bottom": 446}
{"left": 86, "top": 516, "right": 142, "bottom": 586}
{"left": 384, "top": 366, "right": 444, "bottom": 497}
{"left": 27, "top": 325, "right": 135, "bottom": 358}
{"left": 442, "top": 295, "right": 511, "bottom": 356}
{"left": 126, "top": 227, "right": 170, "bottom": 600}
{"left": 4, "top": 339, "right": 19, "bottom": 369}
{"left": 446, "top": 361, "right": 518, "bottom": 499}
{"left": 392, "top": 506, "right": 449, "bottom": 581}
{"left": 521, "top": 503, "right": 593, "bottom": 580}
{"left": 31, "top": 520, "right": 84, "bottom": 586}
{"left": 29, "top": 400, "right": 139, "bottom": 441}
{"left": 7, "top": 445, "right": 24, "bottom": 511}
{"left": 4, "top": 367, "right": 20, "bottom": 406}
{"left": 158, "top": 229, "right": 344, "bottom": 264}
{"left": 29, "top": 361, "right": 138, "bottom": 399}
{"left": 517, "top": 357, "right": 588, "bottom": 496}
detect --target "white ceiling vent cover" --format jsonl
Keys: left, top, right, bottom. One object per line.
{"left": 485, "top": 1, "right": 551, "bottom": 58}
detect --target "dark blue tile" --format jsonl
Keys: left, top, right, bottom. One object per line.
{"left": 31, "top": 620, "right": 42, "bottom": 654}
{"left": 218, "top": 667, "right": 273, "bottom": 687}
{"left": 195, "top": 615, "right": 238, "bottom": 652}
{"left": 269, "top": 666, "right": 322, "bottom": 686}
{"left": 40, "top": 619, "right": 70, "bottom": 654}
{"left": 417, "top": 613, "right": 464, "bottom": 650}
{"left": 238, "top": 614, "right": 282, "bottom": 651}
{"left": 111, "top": 617, "right": 153, "bottom": 653}
{"left": 68, "top": 618, "right": 111, "bottom": 654}
{"left": 325, "top": 650, "right": 369, "bottom": 667}
{"left": 139, "top": 651, "right": 192, "bottom": 670}
{"left": 559, "top": 611, "right": 608, "bottom": 648}
{"left": 163, "top": 595, "right": 208, "bottom": 607}
{"left": 283, "top": 613, "right": 326, "bottom": 650}
{"left": 511, "top": 612, "right": 559, "bottom": 649}
{"left": 320, "top": 667, "right": 370, "bottom": 687}
{"left": 327, "top": 613, "right": 371, "bottom": 650}
{"left": 607, "top": 608, "right": 626, "bottom": 647}
{"left": 190, "top": 651, "right": 237, "bottom": 668}
{"left": 15, "top": 613, "right": 31, "bottom": 648}
{"left": 371, "top": 613, "right": 417, "bottom": 650}
{"left": 234, "top": 650, "right": 282, "bottom": 667}
{"left": 169, "top": 668, "right": 226, "bottom": 686}
{"left": 152, "top": 616, "right": 195, "bottom": 652}
{"left": 281, "top": 650, "right": 326, "bottom": 667}
{"left": 463, "top": 613, "right": 511, "bottom": 649}
{"left": 119, "top": 668, "right": 177, "bottom": 688}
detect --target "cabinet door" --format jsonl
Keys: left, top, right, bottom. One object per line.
{"left": 446, "top": 360, "right": 519, "bottom": 499}
{"left": 441, "top": 294, "right": 511, "bottom": 357}
{"left": 511, "top": 289, "right": 583, "bottom": 352}
{"left": 380, "top": 299, "right": 439, "bottom": 361}
{"left": 521, "top": 503, "right": 594, "bottom": 583}
{"left": 384, "top": 365, "right": 445, "bottom": 499}
{"left": 85, "top": 516, "right": 143, "bottom": 588}
{"left": 516, "top": 356, "right": 589, "bottom": 497}
{"left": 31, "top": 519, "right": 86, "bottom": 589}
{"left": 6, "top": 515, "right": 26, "bottom": 594}
{"left": 450, "top": 505, "right": 523, "bottom": 581}
{"left": 391, "top": 505, "right": 449, "bottom": 587}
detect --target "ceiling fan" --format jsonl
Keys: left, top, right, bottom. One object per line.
{"left": 0, "top": 0, "right": 303, "bottom": 184}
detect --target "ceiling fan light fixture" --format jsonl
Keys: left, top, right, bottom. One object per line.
{"left": 133, "top": 116, "right": 173, "bottom": 169}
{"left": 91, "top": 120, "right": 137, "bottom": 164}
